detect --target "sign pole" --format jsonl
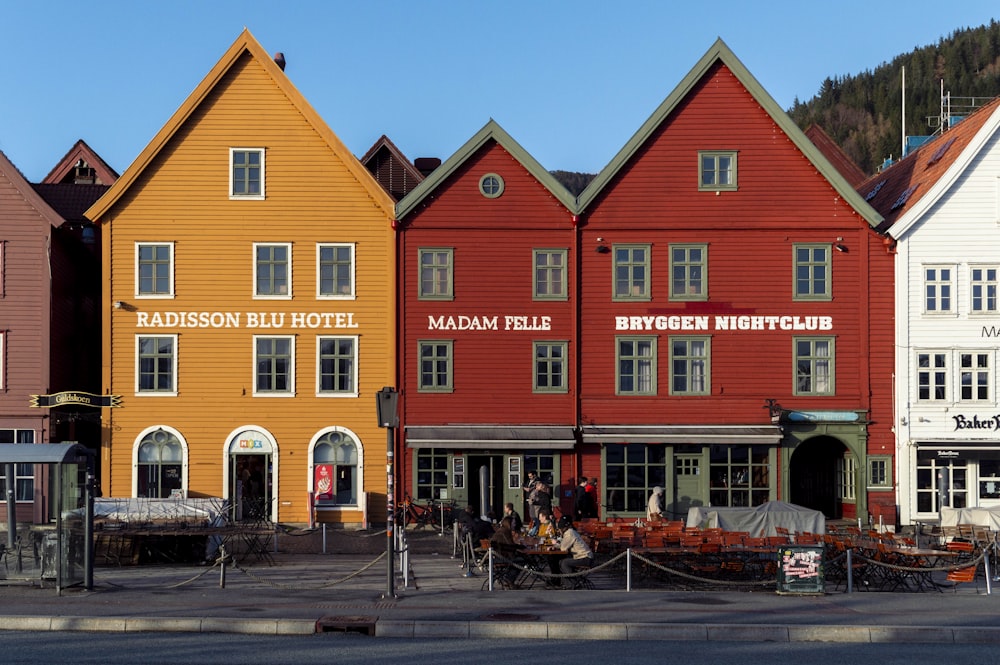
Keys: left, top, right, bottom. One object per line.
{"left": 376, "top": 387, "right": 400, "bottom": 599}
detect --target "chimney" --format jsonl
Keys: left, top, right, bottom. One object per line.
{"left": 413, "top": 157, "right": 441, "bottom": 176}
{"left": 273, "top": 52, "right": 286, "bottom": 71}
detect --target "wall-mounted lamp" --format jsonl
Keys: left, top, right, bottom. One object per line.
{"left": 900, "top": 417, "right": 908, "bottom": 426}
{"left": 595, "top": 245, "right": 610, "bottom": 254}
{"left": 764, "top": 398, "right": 783, "bottom": 423}
{"left": 834, "top": 243, "right": 848, "bottom": 253}
{"left": 113, "top": 301, "right": 124, "bottom": 309}
{"left": 918, "top": 416, "right": 930, "bottom": 423}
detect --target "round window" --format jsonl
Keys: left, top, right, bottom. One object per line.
{"left": 479, "top": 173, "right": 504, "bottom": 198}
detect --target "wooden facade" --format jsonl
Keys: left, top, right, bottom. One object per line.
{"left": 84, "top": 30, "right": 396, "bottom": 526}
{"left": 0, "top": 144, "right": 109, "bottom": 523}
{"left": 576, "top": 41, "right": 895, "bottom": 523}
{"left": 395, "top": 121, "right": 579, "bottom": 518}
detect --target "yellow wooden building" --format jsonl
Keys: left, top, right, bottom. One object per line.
{"left": 85, "top": 30, "right": 396, "bottom": 526}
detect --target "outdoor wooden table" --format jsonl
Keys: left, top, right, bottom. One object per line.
{"left": 521, "top": 547, "right": 569, "bottom": 588}
{"left": 884, "top": 545, "right": 960, "bottom": 592}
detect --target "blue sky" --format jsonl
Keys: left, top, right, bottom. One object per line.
{"left": 1, "top": 1, "right": 997, "bottom": 181}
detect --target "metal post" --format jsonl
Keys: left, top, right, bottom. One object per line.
{"left": 488, "top": 547, "right": 494, "bottom": 591}
{"left": 375, "top": 387, "right": 399, "bottom": 600}
{"left": 626, "top": 548, "right": 632, "bottom": 592}
{"left": 846, "top": 548, "right": 854, "bottom": 593}
{"left": 386, "top": 424, "right": 395, "bottom": 598}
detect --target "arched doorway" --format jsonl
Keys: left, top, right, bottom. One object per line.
{"left": 789, "top": 435, "right": 847, "bottom": 519}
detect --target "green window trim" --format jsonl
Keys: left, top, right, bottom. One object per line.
{"left": 867, "top": 456, "right": 892, "bottom": 490}
{"left": 533, "top": 248, "right": 568, "bottom": 301}
{"left": 793, "top": 244, "right": 831, "bottom": 301}
{"left": 418, "top": 340, "right": 454, "bottom": 392}
{"left": 317, "top": 336, "right": 358, "bottom": 396}
{"left": 669, "top": 244, "right": 707, "bottom": 301}
{"left": 698, "top": 151, "right": 737, "bottom": 191}
{"left": 616, "top": 336, "right": 657, "bottom": 395}
{"left": 254, "top": 335, "right": 295, "bottom": 396}
{"left": 418, "top": 248, "right": 454, "bottom": 300}
{"left": 669, "top": 336, "right": 710, "bottom": 396}
{"left": 533, "top": 341, "right": 568, "bottom": 393}
{"left": 793, "top": 336, "right": 835, "bottom": 396}
{"left": 479, "top": 173, "right": 505, "bottom": 199}
{"left": 612, "top": 244, "right": 651, "bottom": 301}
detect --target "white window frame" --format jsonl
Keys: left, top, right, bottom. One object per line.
{"left": 253, "top": 335, "right": 296, "bottom": 397}
{"left": 916, "top": 351, "right": 949, "bottom": 402}
{"left": 316, "top": 243, "right": 356, "bottom": 299}
{"left": 970, "top": 265, "right": 999, "bottom": 314}
{"left": 923, "top": 265, "right": 954, "bottom": 314}
{"left": 132, "top": 426, "right": 188, "bottom": 499}
{"left": 958, "top": 351, "right": 991, "bottom": 402}
{"left": 135, "top": 334, "right": 178, "bottom": 396}
{"left": 253, "top": 242, "right": 292, "bottom": 299}
{"left": 229, "top": 148, "right": 265, "bottom": 200}
{"left": 316, "top": 335, "right": 359, "bottom": 397}
{"left": 135, "top": 241, "right": 175, "bottom": 298}
{"left": 308, "top": 426, "right": 364, "bottom": 510}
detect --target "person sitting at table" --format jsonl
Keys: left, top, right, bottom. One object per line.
{"left": 646, "top": 486, "right": 664, "bottom": 521}
{"left": 489, "top": 516, "right": 526, "bottom": 586}
{"left": 502, "top": 502, "right": 523, "bottom": 533}
{"left": 557, "top": 515, "right": 594, "bottom": 584}
{"left": 535, "top": 508, "right": 557, "bottom": 540}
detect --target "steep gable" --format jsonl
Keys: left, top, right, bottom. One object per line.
{"left": 360, "top": 135, "right": 426, "bottom": 201}
{"left": 42, "top": 139, "right": 119, "bottom": 186}
{"left": 396, "top": 119, "right": 577, "bottom": 221}
{"left": 577, "top": 38, "right": 882, "bottom": 229}
{"left": 85, "top": 28, "right": 394, "bottom": 223}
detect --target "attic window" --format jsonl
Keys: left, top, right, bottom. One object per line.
{"left": 230, "top": 148, "right": 265, "bottom": 199}
{"left": 73, "top": 159, "right": 95, "bottom": 184}
{"left": 926, "top": 138, "right": 956, "bottom": 167}
{"left": 699, "top": 151, "right": 737, "bottom": 191}
{"left": 479, "top": 173, "right": 504, "bottom": 199}
{"left": 891, "top": 185, "right": 918, "bottom": 211}
{"left": 864, "top": 180, "right": 886, "bottom": 201}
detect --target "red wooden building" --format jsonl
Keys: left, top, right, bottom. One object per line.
{"left": 575, "top": 40, "right": 896, "bottom": 524}
{"left": 395, "top": 120, "right": 579, "bottom": 518}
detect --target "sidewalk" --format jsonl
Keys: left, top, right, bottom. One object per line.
{"left": 1, "top": 528, "right": 999, "bottom": 642}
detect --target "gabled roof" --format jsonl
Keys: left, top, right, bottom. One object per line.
{"left": 395, "top": 119, "right": 577, "bottom": 220}
{"left": 576, "top": 38, "right": 883, "bottom": 229}
{"left": 360, "top": 134, "right": 426, "bottom": 201}
{"left": 85, "top": 28, "right": 394, "bottom": 222}
{"left": 0, "top": 149, "right": 64, "bottom": 228}
{"left": 857, "top": 96, "right": 1000, "bottom": 237}
{"left": 42, "top": 139, "right": 119, "bottom": 185}
{"left": 804, "top": 124, "right": 868, "bottom": 188}
{"left": 33, "top": 183, "right": 110, "bottom": 222}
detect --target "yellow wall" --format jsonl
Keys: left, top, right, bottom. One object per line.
{"left": 97, "top": 52, "right": 395, "bottom": 525}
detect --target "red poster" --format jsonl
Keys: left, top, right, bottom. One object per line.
{"left": 314, "top": 464, "right": 334, "bottom": 501}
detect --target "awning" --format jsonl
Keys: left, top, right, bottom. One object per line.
{"left": 0, "top": 442, "right": 93, "bottom": 464}
{"left": 581, "top": 425, "right": 783, "bottom": 445}
{"left": 405, "top": 425, "right": 577, "bottom": 450}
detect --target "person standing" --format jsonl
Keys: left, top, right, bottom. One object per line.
{"left": 523, "top": 471, "right": 539, "bottom": 523}
{"left": 646, "top": 486, "right": 664, "bottom": 521}
{"left": 585, "top": 477, "right": 599, "bottom": 518}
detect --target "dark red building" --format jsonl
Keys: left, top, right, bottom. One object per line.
{"left": 395, "top": 120, "right": 579, "bottom": 519}
{"left": 574, "top": 40, "right": 896, "bottom": 524}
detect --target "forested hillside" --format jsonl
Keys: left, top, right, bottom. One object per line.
{"left": 789, "top": 20, "right": 1000, "bottom": 175}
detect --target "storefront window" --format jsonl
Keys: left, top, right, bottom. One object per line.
{"left": 605, "top": 444, "right": 667, "bottom": 514}
{"left": 709, "top": 445, "right": 770, "bottom": 507}
{"left": 415, "top": 449, "right": 450, "bottom": 500}
{"left": 312, "top": 431, "right": 358, "bottom": 506}
{"left": 0, "top": 429, "right": 35, "bottom": 501}
{"left": 137, "top": 429, "right": 183, "bottom": 498}
{"left": 916, "top": 451, "right": 967, "bottom": 513}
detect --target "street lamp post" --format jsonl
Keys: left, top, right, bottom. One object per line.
{"left": 376, "top": 386, "right": 399, "bottom": 599}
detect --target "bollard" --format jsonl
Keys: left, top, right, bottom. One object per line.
{"left": 322, "top": 523, "right": 327, "bottom": 555}
{"left": 219, "top": 546, "right": 228, "bottom": 589}
{"left": 487, "top": 547, "right": 494, "bottom": 591}
{"left": 846, "top": 548, "right": 854, "bottom": 593}
{"left": 626, "top": 548, "right": 632, "bottom": 592}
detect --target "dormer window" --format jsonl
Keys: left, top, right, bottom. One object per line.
{"left": 230, "top": 148, "right": 265, "bottom": 199}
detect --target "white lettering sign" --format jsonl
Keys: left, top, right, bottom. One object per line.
{"left": 614, "top": 315, "right": 834, "bottom": 332}
{"left": 426, "top": 315, "right": 551, "bottom": 331}
{"left": 134, "top": 311, "right": 359, "bottom": 329}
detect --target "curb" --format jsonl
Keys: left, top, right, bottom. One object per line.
{"left": 5, "top": 616, "right": 1000, "bottom": 643}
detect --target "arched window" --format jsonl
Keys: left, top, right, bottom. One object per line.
{"left": 313, "top": 431, "right": 358, "bottom": 506}
{"left": 137, "top": 429, "right": 183, "bottom": 498}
